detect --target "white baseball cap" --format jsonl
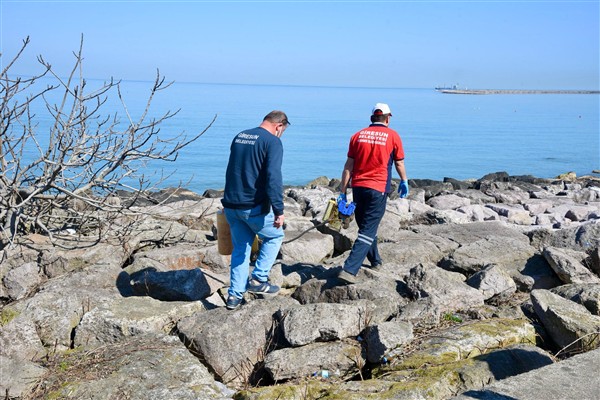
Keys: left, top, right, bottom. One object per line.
{"left": 372, "top": 103, "right": 392, "bottom": 116}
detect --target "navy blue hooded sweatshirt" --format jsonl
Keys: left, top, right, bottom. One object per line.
{"left": 221, "top": 127, "right": 284, "bottom": 216}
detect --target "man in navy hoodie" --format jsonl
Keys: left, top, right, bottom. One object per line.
{"left": 221, "top": 110, "right": 290, "bottom": 310}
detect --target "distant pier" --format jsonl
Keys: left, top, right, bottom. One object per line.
{"left": 436, "top": 88, "right": 600, "bottom": 95}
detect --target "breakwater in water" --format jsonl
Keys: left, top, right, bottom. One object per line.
{"left": 437, "top": 88, "right": 600, "bottom": 95}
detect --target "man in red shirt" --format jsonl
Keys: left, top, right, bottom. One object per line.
{"left": 337, "top": 103, "right": 409, "bottom": 284}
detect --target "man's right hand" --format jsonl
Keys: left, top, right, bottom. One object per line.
{"left": 337, "top": 193, "right": 347, "bottom": 204}
{"left": 274, "top": 214, "right": 285, "bottom": 228}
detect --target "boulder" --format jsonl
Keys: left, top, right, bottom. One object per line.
{"left": 551, "top": 283, "right": 600, "bottom": 315}
{"left": 0, "top": 355, "right": 47, "bottom": 399}
{"left": 177, "top": 296, "right": 299, "bottom": 384}
{"left": 426, "top": 194, "right": 471, "bottom": 210}
{"left": 0, "top": 310, "right": 47, "bottom": 361}
{"left": 542, "top": 246, "right": 600, "bottom": 284}
{"left": 286, "top": 186, "right": 336, "bottom": 218}
{"left": 539, "top": 219, "right": 600, "bottom": 251}
{"left": 405, "top": 263, "right": 485, "bottom": 314}
{"left": 454, "top": 189, "right": 496, "bottom": 204}
{"left": 74, "top": 296, "right": 207, "bottom": 349}
{"left": 280, "top": 230, "right": 334, "bottom": 264}
{"left": 39, "top": 334, "right": 230, "bottom": 400}
{"left": 564, "top": 204, "right": 599, "bottom": 221}
{"left": 279, "top": 302, "right": 364, "bottom": 347}
{"left": 385, "top": 318, "right": 538, "bottom": 365}
{"left": 522, "top": 199, "right": 554, "bottom": 215}
{"left": 456, "top": 204, "right": 499, "bottom": 222}
{"left": 441, "top": 236, "right": 535, "bottom": 275}
{"left": 39, "top": 241, "right": 127, "bottom": 279}
{"left": 364, "top": 320, "right": 414, "bottom": 363}
{"left": 485, "top": 203, "right": 533, "bottom": 225}
{"left": 467, "top": 264, "right": 517, "bottom": 301}
{"left": 3, "top": 262, "right": 124, "bottom": 351}
{"left": 2, "top": 261, "right": 43, "bottom": 301}
{"left": 484, "top": 188, "right": 531, "bottom": 205}
{"left": 292, "top": 272, "right": 408, "bottom": 317}
{"left": 264, "top": 340, "right": 364, "bottom": 382}
{"left": 454, "top": 347, "right": 600, "bottom": 400}
{"left": 125, "top": 244, "right": 213, "bottom": 274}
{"left": 531, "top": 289, "right": 600, "bottom": 353}
{"left": 240, "top": 345, "right": 553, "bottom": 400}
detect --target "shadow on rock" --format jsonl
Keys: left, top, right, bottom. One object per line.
{"left": 116, "top": 267, "right": 212, "bottom": 301}
{"left": 458, "top": 390, "right": 519, "bottom": 399}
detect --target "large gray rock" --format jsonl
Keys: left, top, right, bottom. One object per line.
{"left": 124, "top": 216, "right": 207, "bottom": 250}
{"left": 542, "top": 246, "right": 600, "bottom": 284}
{"left": 531, "top": 289, "right": 600, "bottom": 352}
{"left": 454, "top": 189, "right": 496, "bottom": 204}
{"left": 454, "top": 347, "right": 600, "bottom": 400}
{"left": 0, "top": 310, "right": 47, "bottom": 361}
{"left": 0, "top": 355, "right": 47, "bottom": 399}
{"left": 564, "top": 204, "right": 600, "bottom": 221}
{"left": 74, "top": 296, "right": 207, "bottom": 349}
{"left": 551, "top": 283, "right": 600, "bottom": 315}
{"left": 522, "top": 199, "right": 554, "bottom": 215}
{"left": 264, "top": 340, "right": 364, "bottom": 381}
{"left": 132, "top": 198, "right": 221, "bottom": 224}
{"left": 483, "top": 188, "right": 531, "bottom": 204}
{"left": 280, "top": 230, "right": 334, "bottom": 264}
{"left": 485, "top": 203, "right": 533, "bottom": 225}
{"left": 286, "top": 186, "right": 336, "bottom": 218}
{"left": 456, "top": 204, "right": 499, "bottom": 222}
{"left": 441, "top": 235, "right": 536, "bottom": 275}
{"left": 466, "top": 264, "right": 517, "bottom": 300}
{"left": 4, "top": 262, "right": 124, "bottom": 351}
{"left": 292, "top": 273, "right": 408, "bottom": 318}
{"left": 2, "top": 261, "right": 43, "bottom": 301}
{"left": 376, "top": 230, "right": 458, "bottom": 274}
{"left": 40, "top": 241, "right": 127, "bottom": 279}
{"left": 414, "top": 220, "right": 529, "bottom": 246}
{"left": 427, "top": 194, "right": 472, "bottom": 210}
{"left": 387, "top": 318, "right": 537, "bottom": 363}
{"left": 538, "top": 219, "right": 600, "bottom": 251}
{"left": 245, "top": 344, "right": 554, "bottom": 400}
{"left": 364, "top": 320, "right": 413, "bottom": 363}
{"left": 405, "top": 263, "right": 485, "bottom": 314}
{"left": 40, "top": 334, "right": 231, "bottom": 400}
{"left": 177, "top": 296, "right": 299, "bottom": 384}
{"left": 125, "top": 243, "right": 217, "bottom": 275}
{"left": 279, "top": 303, "right": 364, "bottom": 347}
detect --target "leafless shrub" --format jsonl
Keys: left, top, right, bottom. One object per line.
{"left": 0, "top": 36, "right": 215, "bottom": 250}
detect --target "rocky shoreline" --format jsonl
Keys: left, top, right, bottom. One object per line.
{"left": 1, "top": 171, "right": 600, "bottom": 399}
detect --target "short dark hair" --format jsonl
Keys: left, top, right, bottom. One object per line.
{"left": 370, "top": 114, "right": 388, "bottom": 123}
{"left": 264, "top": 110, "right": 290, "bottom": 126}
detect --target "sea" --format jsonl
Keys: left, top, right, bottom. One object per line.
{"left": 16, "top": 79, "right": 600, "bottom": 194}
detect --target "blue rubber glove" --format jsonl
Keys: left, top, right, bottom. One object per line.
{"left": 398, "top": 180, "right": 409, "bottom": 198}
{"left": 337, "top": 193, "right": 347, "bottom": 204}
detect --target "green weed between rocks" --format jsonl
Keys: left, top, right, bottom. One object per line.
{"left": 0, "top": 306, "right": 19, "bottom": 326}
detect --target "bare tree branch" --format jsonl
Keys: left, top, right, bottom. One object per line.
{"left": 0, "top": 37, "right": 215, "bottom": 249}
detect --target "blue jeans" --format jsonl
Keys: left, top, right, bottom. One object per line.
{"left": 224, "top": 206, "right": 284, "bottom": 299}
{"left": 343, "top": 187, "right": 387, "bottom": 275}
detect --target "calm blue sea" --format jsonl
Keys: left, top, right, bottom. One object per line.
{"left": 18, "top": 79, "right": 600, "bottom": 194}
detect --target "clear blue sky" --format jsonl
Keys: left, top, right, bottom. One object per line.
{"left": 2, "top": 0, "right": 599, "bottom": 89}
